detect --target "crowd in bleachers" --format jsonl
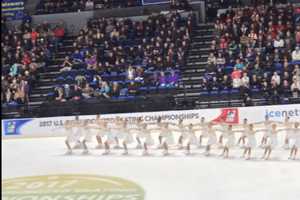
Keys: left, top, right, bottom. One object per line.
{"left": 205, "top": 4, "right": 300, "bottom": 105}
{"left": 36, "top": 0, "right": 192, "bottom": 14}
{"left": 52, "top": 12, "right": 194, "bottom": 102}
{"left": 1, "top": 18, "right": 64, "bottom": 106}
{"left": 36, "top": 0, "right": 141, "bottom": 14}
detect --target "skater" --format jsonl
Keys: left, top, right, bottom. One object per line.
{"left": 173, "top": 119, "right": 188, "bottom": 149}
{"left": 205, "top": 122, "right": 217, "bottom": 156}
{"left": 150, "top": 121, "right": 175, "bottom": 156}
{"left": 119, "top": 119, "right": 134, "bottom": 155}
{"left": 242, "top": 124, "right": 259, "bottom": 160}
{"left": 64, "top": 120, "right": 75, "bottom": 154}
{"left": 289, "top": 122, "right": 300, "bottom": 160}
{"left": 134, "top": 117, "right": 144, "bottom": 149}
{"left": 94, "top": 114, "right": 105, "bottom": 149}
{"left": 184, "top": 124, "right": 198, "bottom": 155}
{"left": 237, "top": 118, "right": 249, "bottom": 147}
{"left": 81, "top": 119, "right": 93, "bottom": 154}
{"left": 261, "top": 124, "right": 285, "bottom": 160}
{"left": 72, "top": 116, "right": 83, "bottom": 149}
{"left": 280, "top": 116, "right": 294, "bottom": 149}
{"left": 138, "top": 123, "right": 155, "bottom": 156}
{"left": 196, "top": 117, "right": 210, "bottom": 148}
{"left": 255, "top": 115, "right": 278, "bottom": 147}
{"left": 147, "top": 116, "right": 167, "bottom": 149}
{"left": 218, "top": 124, "right": 239, "bottom": 159}
{"left": 108, "top": 117, "right": 122, "bottom": 149}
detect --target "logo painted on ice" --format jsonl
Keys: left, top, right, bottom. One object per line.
{"left": 2, "top": 174, "right": 145, "bottom": 200}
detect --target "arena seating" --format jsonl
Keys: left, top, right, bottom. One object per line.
{"left": 175, "top": 4, "right": 300, "bottom": 108}
{"left": 35, "top": 0, "right": 192, "bottom": 14}
{"left": 36, "top": 0, "right": 142, "bottom": 14}
{"left": 2, "top": 3, "right": 300, "bottom": 119}
{"left": 45, "top": 12, "right": 193, "bottom": 102}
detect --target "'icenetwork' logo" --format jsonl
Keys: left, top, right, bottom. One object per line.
{"left": 265, "top": 108, "right": 300, "bottom": 119}
{"left": 2, "top": 174, "right": 145, "bottom": 200}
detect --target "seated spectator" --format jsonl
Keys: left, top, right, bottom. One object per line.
{"left": 85, "top": 0, "right": 94, "bottom": 10}
{"left": 234, "top": 58, "right": 245, "bottom": 70}
{"left": 209, "top": 76, "right": 220, "bottom": 91}
{"left": 126, "top": 65, "right": 135, "bottom": 81}
{"left": 271, "top": 72, "right": 281, "bottom": 86}
{"left": 292, "top": 47, "right": 300, "bottom": 61}
{"left": 82, "top": 83, "right": 94, "bottom": 99}
{"left": 216, "top": 53, "right": 226, "bottom": 67}
{"left": 281, "top": 80, "right": 291, "bottom": 98}
{"left": 221, "top": 75, "right": 232, "bottom": 90}
{"left": 135, "top": 66, "right": 144, "bottom": 82}
{"left": 231, "top": 67, "right": 242, "bottom": 88}
{"left": 128, "top": 81, "right": 138, "bottom": 96}
{"left": 168, "top": 70, "right": 179, "bottom": 87}
{"left": 111, "top": 82, "right": 120, "bottom": 98}
{"left": 85, "top": 54, "right": 97, "bottom": 70}
{"left": 97, "top": 81, "right": 110, "bottom": 99}
{"left": 241, "top": 72, "right": 250, "bottom": 89}
{"left": 72, "top": 49, "right": 84, "bottom": 63}
{"left": 273, "top": 35, "right": 284, "bottom": 49}
{"left": 60, "top": 56, "right": 73, "bottom": 72}
{"left": 9, "top": 63, "right": 20, "bottom": 77}
{"left": 72, "top": 85, "right": 82, "bottom": 101}
{"left": 207, "top": 53, "right": 216, "bottom": 65}
{"left": 54, "top": 87, "right": 66, "bottom": 102}
{"left": 291, "top": 77, "right": 300, "bottom": 98}
{"left": 63, "top": 84, "right": 72, "bottom": 100}
{"left": 159, "top": 71, "right": 167, "bottom": 87}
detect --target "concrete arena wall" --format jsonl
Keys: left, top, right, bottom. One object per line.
{"left": 2, "top": 104, "right": 300, "bottom": 139}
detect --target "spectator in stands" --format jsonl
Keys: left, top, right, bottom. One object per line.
{"left": 271, "top": 72, "right": 281, "bottom": 86}
{"left": 126, "top": 65, "right": 135, "bottom": 81}
{"left": 234, "top": 58, "right": 245, "bottom": 70}
{"left": 111, "top": 82, "right": 120, "bottom": 98}
{"left": 72, "top": 84, "right": 82, "bottom": 100}
{"left": 292, "top": 46, "right": 300, "bottom": 61}
{"left": 159, "top": 71, "right": 167, "bottom": 87}
{"left": 85, "top": 0, "right": 94, "bottom": 10}
{"left": 82, "top": 83, "right": 94, "bottom": 99}
{"left": 291, "top": 76, "right": 300, "bottom": 98}
{"left": 128, "top": 81, "right": 138, "bottom": 96}
{"left": 54, "top": 87, "right": 66, "bottom": 102}
{"left": 97, "top": 81, "right": 110, "bottom": 99}
{"left": 168, "top": 70, "right": 179, "bottom": 87}
{"left": 60, "top": 56, "right": 73, "bottom": 72}
{"left": 53, "top": 24, "right": 65, "bottom": 50}
{"left": 231, "top": 67, "right": 242, "bottom": 88}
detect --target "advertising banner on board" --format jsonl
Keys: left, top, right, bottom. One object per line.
{"left": 2, "top": 104, "right": 300, "bottom": 138}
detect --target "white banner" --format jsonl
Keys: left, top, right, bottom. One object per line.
{"left": 2, "top": 104, "right": 300, "bottom": 138}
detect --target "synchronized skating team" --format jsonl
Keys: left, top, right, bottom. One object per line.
{"left": 64, "top": 115, "right": 300, "bottom": 160}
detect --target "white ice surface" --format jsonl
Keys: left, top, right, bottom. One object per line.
{"left": 2, "top": 137, "right": 300, "bottom": 200}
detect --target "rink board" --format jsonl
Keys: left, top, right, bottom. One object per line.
{"left": 2, "top": 104, "right": 300, "bottom": 139}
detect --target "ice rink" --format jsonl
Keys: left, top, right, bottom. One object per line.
{"left": 2, "top": 136, "right": 300, "bottom": 200}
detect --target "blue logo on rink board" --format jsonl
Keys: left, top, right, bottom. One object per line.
{"left": 265, "top": 108, "right": 300, "bottom": 119}
{"left": 2, "top": 119, "right": 32, "bottom": 136}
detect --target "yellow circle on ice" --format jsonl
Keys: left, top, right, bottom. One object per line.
{"left": 2, "top": 174, "right": 145, "bottom": 200}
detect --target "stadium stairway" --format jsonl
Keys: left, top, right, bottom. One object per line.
{"left": 175, "top": 23, "right": 222, "bottom": 109}
{"left": 28, "top": 36, "right": 77, "bottom": 106}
